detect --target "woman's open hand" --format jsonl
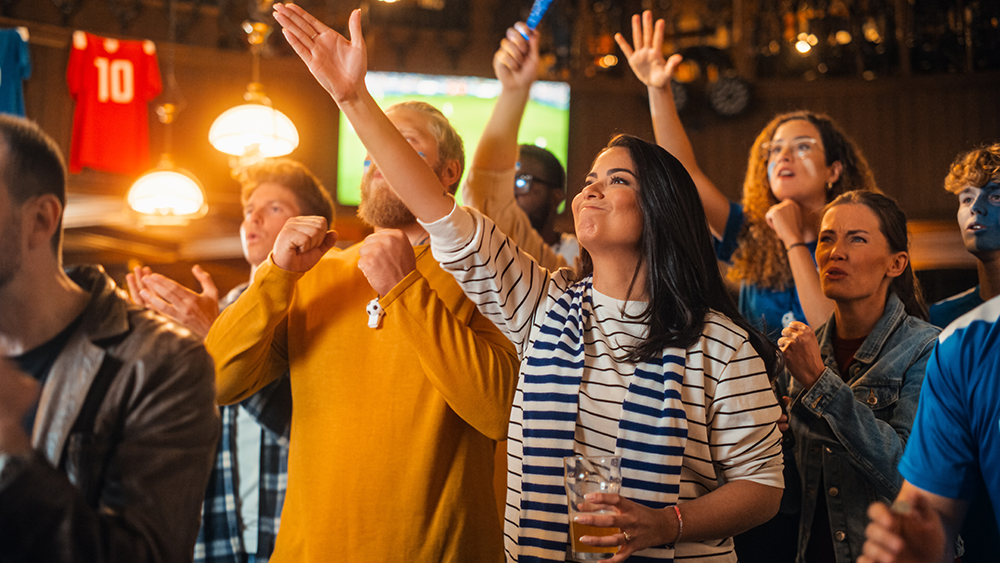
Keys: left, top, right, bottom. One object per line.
{"left": 273, "top": 3, "right": 367, "bottom": 105}
{"left": 615, "top": 11, "right": 682, "bottom": 91}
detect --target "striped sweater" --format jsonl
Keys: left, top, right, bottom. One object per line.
{"left": 423, "top": 205, "right": 784, "bottom": 562}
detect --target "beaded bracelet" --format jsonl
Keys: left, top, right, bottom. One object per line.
{"left": 667, "top": 504, "right": 683, "bottom": 548}
{"left": 785, "top": 242, "right": 808, "bottom": 252}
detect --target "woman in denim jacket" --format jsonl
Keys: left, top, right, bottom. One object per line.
{"left": 775, "top": 191, "right": 940, "bottom": 563}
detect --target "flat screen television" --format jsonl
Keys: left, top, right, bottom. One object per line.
{"left": 337, "top": 71, "right": 571, "bottom": 207}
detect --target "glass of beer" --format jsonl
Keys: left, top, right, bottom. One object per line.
{"left": 564, "top": 455, "right": 622, "bottom": 561}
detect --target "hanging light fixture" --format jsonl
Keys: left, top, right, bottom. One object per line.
{"left": 127, "top": 1, "right": 207, "bottom": 225}
{"left": 209, "top": 21, "right": 299, "bottom": 166}
{"left": 128, "top": 103, "right": 208, "bottom": 224}
{"left": 128, "top": 168, "right": 204, "bottom": 215}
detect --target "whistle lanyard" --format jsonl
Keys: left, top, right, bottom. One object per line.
{"left": 366, "top": 238, "right": 431, "bottom": 329}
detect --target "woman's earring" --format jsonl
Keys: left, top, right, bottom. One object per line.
{"left": 826, "top": 181, "right": 834, "bottom": 191}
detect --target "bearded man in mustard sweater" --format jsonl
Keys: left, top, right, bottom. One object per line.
{"left": 205, "top": 102, "right": 519, "bottom": 562}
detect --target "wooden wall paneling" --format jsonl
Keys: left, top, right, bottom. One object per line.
{"left": 886, "top": 89, "right": 912, "bottom": 202}
{"left": 687, "top": 111, "right": 770, "bottom": 202}
{"left": 24, "top": 42, "right": 75, "bottom": 153}
{"left": 860, "top": 92, "right": 892, "bottom": 200}
{"left": 906, "top": 82, "right": 957, "bottom": 219}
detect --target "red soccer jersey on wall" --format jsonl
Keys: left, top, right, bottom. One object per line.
{"left": 67, "top": 31, "right": 162, "bottom": 175}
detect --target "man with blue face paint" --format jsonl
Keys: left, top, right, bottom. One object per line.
{"left": 859, "top": 296, "right": 1000, "bottom": 563}
{"left": 962, "top": 181, "right": 1000, "bottom": 249}
{"left": 930, "top": 144, "right": 1000, "bottom": 327}
{"left": 922, "top": 143, "right": 1000, "bottom": 562}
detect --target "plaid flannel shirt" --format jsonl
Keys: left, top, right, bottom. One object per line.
{"left": 194, "top": 285, "right": 291, "bottom": 563}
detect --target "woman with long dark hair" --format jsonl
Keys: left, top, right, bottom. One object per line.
{"left": 272, "top": 5, "right": 785, "bottom": 561}
{"left": 777, "top": 191, "right": 937, "bottom": 562}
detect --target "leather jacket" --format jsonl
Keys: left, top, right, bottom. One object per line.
{"left": 776, "top": 293, "right": 939, "bottom": 563}
{"left": 0, "top": 265, "right": 220, "bottom": 563}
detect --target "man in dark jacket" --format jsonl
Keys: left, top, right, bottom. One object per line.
{"left": 0, "top": 114, "right": 219, "bottom": 562}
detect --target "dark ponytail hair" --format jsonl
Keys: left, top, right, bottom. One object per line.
{"left": 823, "top": 191, "right": 928, "bottom": 320}
{"left": 577, "top": 134, "right": 783, "bottom": 379}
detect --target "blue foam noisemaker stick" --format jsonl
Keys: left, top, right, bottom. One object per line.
{"left": 518, "top": 0, "right": 554, "bottom": 39}
{"left": 526, "top": 0, "right": 554, "bottom": 29}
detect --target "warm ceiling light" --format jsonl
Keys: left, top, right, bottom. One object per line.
{"left": 209, "top": 89, "right": 299, "bottom": 157}
{"left": 128, "top": 154, "right": 207, "bottom": 224}
{"left": 795, "top": 40, "right": 811, "bottom": 54}
{"left": 210, "top": 21, "right": 298, "bottom": 164}
{"left": 129, "top": 2, "right": 206, "bottom": 225}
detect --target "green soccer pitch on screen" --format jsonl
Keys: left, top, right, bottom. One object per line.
{"left": 337, "top": 72, "right": 571, "bottom": 206}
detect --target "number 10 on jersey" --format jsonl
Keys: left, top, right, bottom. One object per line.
{"left": 93, "top": 57, "right": 134, "bottom": 103}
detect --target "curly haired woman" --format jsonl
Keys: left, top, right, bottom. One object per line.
{"left": 617, "top": 11, "right": 878, "bottom": 344}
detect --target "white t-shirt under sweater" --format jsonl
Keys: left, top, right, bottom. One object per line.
{"left": 234, "top": 405, "right": 261, "bottom": 554}
{"left": 421, "top": 204, "right": 783, "bottom": 563}
{"left": 573, "top": 290, "right": 643, "bottom": 458}
{"left": 552, "top": 233, "right": 580, "bottom": 272}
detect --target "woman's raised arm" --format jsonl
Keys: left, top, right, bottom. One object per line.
{"left": 273, "top": 3, "right": 454, "bottom": 223}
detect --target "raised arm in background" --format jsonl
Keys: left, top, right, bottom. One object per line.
{"left": 614, "top": 11, "right": 730, "bottom": 237}
{"left": 474, "top": 24, "right": 538, "bottom": 173}
{"left": 461, "top": 24, "right": 571, "bottom": 271}
{"left": 616, "top": 11, "right": 834, "bottom": 327}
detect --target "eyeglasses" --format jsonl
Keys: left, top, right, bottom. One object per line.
{"left": 514, "top": 173, "right": 557, "bottom": 194}
{"left": 762, "top": 137, "right": 820, "bottom": 161}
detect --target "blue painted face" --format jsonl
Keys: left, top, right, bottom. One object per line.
{"left": 958, "top": 181, "right": 1000, "bottom": 253}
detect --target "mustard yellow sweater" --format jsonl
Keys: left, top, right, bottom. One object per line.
{"left": 205, "top": 243, "right": 518, "bottom": 562}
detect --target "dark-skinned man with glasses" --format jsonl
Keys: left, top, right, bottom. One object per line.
{"left": 462, "top": 23, "right": 579, "bottom": 272}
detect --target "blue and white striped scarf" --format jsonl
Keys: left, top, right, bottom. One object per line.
{"left": 515, "top": 278, "right": 688, "bottom": 563}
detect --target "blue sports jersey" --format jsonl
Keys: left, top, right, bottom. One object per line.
{"left": 929, "top": 285, "right": 985, "bottom": 329}
{"left": 714, "top": 201, "right": 813, "bottom": 342}
{"left": 0, "top": 28, "right": 30, "bottom": 116}
{"left": 900, "top": 296, "right": 1000, "bottom": 518}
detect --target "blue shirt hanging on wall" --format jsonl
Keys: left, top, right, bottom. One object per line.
{"left": 0, "top": 28, "right": 31, "bottom": 117}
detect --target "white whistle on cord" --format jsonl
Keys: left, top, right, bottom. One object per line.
{"left": 366, "top": 298, "right": 384, "bottom": 329}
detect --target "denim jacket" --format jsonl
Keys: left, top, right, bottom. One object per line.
{"left": 776, "top": 293, "right": 939, "bottom": 563}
